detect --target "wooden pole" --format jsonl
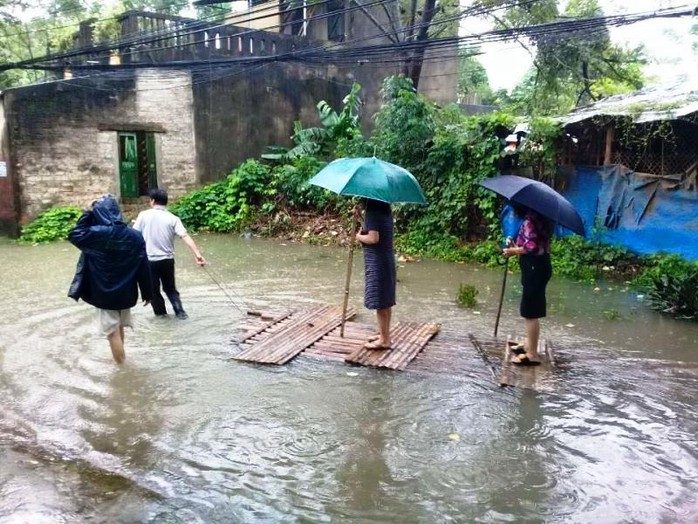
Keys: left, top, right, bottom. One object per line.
{"left": 340, "top": 214, "right": 358, "bottom": 337}
{"left": 493, "top": 257, "right": 509, "bottom": 337}
{"left": 469, "top": 334, "right": 499, "bottom": 382}
{"left": 603, "top": 125, "right": 615, "bottom": 165}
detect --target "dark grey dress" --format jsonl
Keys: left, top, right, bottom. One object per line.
{"left": 362, "top": 201, "right": 396, "bottom": 310}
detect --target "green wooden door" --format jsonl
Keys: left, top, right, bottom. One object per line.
{"left": 118, "top": 132, "right": 138, "bottom": 197}
{"left": 145, "top": 133, "right": 158, "bottom": 190}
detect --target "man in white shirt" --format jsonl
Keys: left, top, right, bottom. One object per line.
{"left": 133, "top": 189, "right": 207, "bottom": 319}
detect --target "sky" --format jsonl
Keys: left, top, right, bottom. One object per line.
{"left": 461, "top": 0, "right": 698, "bottom": 91}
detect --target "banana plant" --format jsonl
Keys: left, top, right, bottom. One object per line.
{"left": 262, "top": 82, "right": 363, "bottom": 162}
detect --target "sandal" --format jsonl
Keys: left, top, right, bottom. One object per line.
{"left": 508, "top": 343, "right": 527, "bottom": 356}
{"left": 511, "top": 354, "right": 541, "bottom": 366}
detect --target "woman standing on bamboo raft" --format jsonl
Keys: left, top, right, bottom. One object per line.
{"left": 355, "top": 198, "right": 396, "bottom": 350}
{"left": 502, "top": 203, "right": 554, "bottom": 366}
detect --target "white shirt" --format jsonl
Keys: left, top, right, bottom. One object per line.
{"left": 133, "top": 206, "right": 187, "bottom": 261}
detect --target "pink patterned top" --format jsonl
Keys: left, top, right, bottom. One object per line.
{"left": 516, "top": 211, "right": 551, "bottom": 255}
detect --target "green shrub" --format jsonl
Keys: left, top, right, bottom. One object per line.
{"left": 263, "top": 82, "right": 364, "bottom": 163}
{"left": 550, "top": 234, "right": 641, "bottom": 283}
{"left": 463, "top": 239, "right": 504, "bottom": 267}
{"left": 456, "top": 283, "right": 478, "bottom": 307}
{"left": 636, "top": 254, "right": 698, "bottom": 319}
{"left": 372, "top": 76, "right": 436, "bottom": 173}
{"left": 171, "top": 159, "right": 273, "bottom": 232}
{"left": 395, "top": 229, "right": 467, "bottom": 262}
{"left": 19, "top": 206, "right": 82, "bottom": 243}
{"left": 271, "top": 156, "right": 337, "bottom": 211}
{"left": 603, "top": 308, "right": 621, "bottom": 320}
{"left": 635, "top": 253, "right": 695, "bottom": 288}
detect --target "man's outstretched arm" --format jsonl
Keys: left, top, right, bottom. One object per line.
{"left": 181, "top": 234, "right": 207, "bottom": 265}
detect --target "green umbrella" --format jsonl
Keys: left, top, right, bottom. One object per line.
{"left": 309, "top": 157, "right": 426, "bottom": 337}
{"left": 308, "top": 157, "right": 427, "bottom": 204}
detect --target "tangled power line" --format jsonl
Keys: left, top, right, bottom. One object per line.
{"left": 0, "top": 1, "right": 694, "bottom": 88}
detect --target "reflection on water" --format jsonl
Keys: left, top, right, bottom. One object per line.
{"left": 0, "top": 235, "right": 697, "bottom": 522}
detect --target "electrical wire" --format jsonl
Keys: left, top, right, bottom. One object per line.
{"left": 0, "top": 0, "right": 345, "bottom": 67}
{"left": 57, "top": 4, "right": 698, "bottom": 71}
{"left": 0, "top": 0, "right": 538, "bottom": 71}
{"left": 2, "top": 1, "right": 692, "bottom": 95}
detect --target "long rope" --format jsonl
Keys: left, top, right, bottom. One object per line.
{"left": 201, "top": 264, "right": 248, "bottom": 313}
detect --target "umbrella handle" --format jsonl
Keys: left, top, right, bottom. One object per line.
{"left": 340, "top": 214, "right": 358, "bottom": 337}
{"left": 493, "top": 257, "right": 509, "bottom": 338}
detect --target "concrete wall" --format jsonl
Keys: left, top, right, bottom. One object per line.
{"left": 419, "top": 47, "right": 458, "bottom": 107}
{"left": 193, "top": 62, "right": 350, "bottom": 182}
{"left": 226, "top": 2, "right": 281, "bottom": 32}
{"left": 3, "top": 70, "right": 196, "bottom": 223}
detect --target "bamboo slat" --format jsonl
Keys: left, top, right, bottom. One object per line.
{"left": 344, "top": 322, "right": 440, "bottom": 370}
{"left": 237, "top": 310, "right": 293, "bottom": 343}
{"left": 233, "top": 305, "right": 356, "bottom": 365}
{"left": 232, "top": 307, "right": 561, "bottom": 386}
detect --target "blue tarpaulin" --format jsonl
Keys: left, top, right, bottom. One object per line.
{"left": 562, "top": 165, "right": 698, "bottom": 260}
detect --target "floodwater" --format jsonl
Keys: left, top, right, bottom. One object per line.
{"left": 0, "top": 235, "right": 696, "bottom": 523}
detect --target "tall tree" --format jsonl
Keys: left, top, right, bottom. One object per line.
{"left": 483, "top": 0, "right": 646, "bottom": 115}
{"left": 457, "top": 48, "right": 493, "bottom": 104}
{"left": 347, "top": 0, "right": 460, "bottom": 89}
{"left": 0, "top": 0, "right": 196, "bottom": 88}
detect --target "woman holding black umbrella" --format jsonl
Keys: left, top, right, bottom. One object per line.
{"left": 479, "top": 174, "right": 585, "bottom": 365}
{"left": 502, "top": 203, "right": 554, "bottom": 365}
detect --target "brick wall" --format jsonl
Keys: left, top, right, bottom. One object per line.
{"left": 135, "top": 70, "right": 197, "bottom": 196}
{"left": 4, "top": 70, "right": 196, "bottom": 223}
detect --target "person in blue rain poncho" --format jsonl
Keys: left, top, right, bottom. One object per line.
{"left": 68, "top": 195, "right": 152, "bottom": 364}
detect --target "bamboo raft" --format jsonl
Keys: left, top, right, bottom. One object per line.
{"left": 470, "top": 334, "right": 557, "bottom": 391}
{"left": 234, "top": 305, "right": 357, "bottom": 365}
{"left": 234, "top": 304, "right": 560, "bottom": 391}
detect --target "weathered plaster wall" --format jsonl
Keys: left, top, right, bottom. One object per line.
{"left": 4, "top": 70, "right": 196, "bottom": 223}
{"left": 5, "top": 51, "right": 452, "bottom": 227}
{"left": 193, "top": 62, "right": 352, "bottom": 182}
{"left": 135, "top": 70, "right": 197, "bottom": 195}
{"left": 419, "top": 47, "right": 459, "bottom": 107}
{"left": 4, "top": 77, "right": 133, "bottom": 223}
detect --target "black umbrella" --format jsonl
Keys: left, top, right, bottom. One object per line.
{"left": 479, "top": 175, "right": 585, "bottom": 236}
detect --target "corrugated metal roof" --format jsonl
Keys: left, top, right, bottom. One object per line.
{"left": 562, "top": 82, "right": 698, "bottom": 126}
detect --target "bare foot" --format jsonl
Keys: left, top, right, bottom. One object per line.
{"left": 364, "top": 340, "right": 391, "bottom": 350}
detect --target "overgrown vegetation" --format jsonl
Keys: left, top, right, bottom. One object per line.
{"left": 486, "top": 0, "right": 646, "bottom": 116}
{"left": 16, "top": 75, "right": 697, "bottom": 319}
{"left": 637, "top": 255, "right": 698, "bottom": 319}
{"left": 19, "top": 206, "right": 82, "bottom": 243}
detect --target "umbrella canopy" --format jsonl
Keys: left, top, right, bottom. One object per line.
{"left": 308, "top": 157, "right": 427, "bottom": 204}
{"left": 479, "top": 175, "right": 586, "bottom": 236}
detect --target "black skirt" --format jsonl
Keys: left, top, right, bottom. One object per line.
{"left": 519, "top": 253, "right": 552, "bottom": 319}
